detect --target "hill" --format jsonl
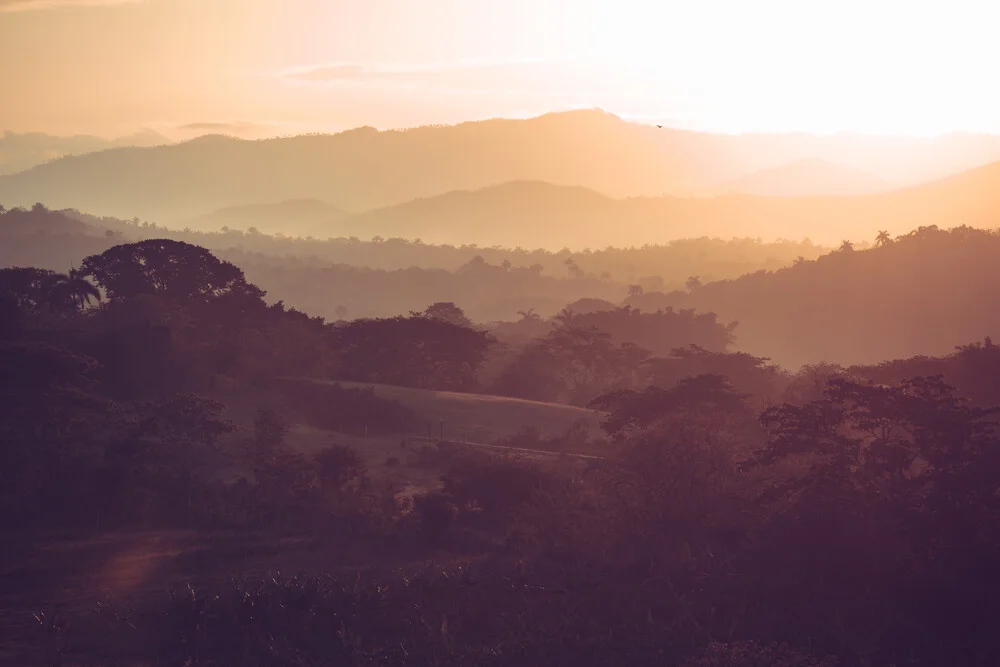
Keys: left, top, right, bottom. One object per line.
{"left": 340, "top": 181, "right": 626, "bottom": 248}
{"left": 4, "top": 110, "right": 1000, "bottom": 226}
{"left": 332, "top": 161, "right": 1000, "bottom": 248}
{"left": 292, "top": 379, "right": 604, "bottom": 446}
{"left": 186, "top": 199, "right": 347, "bottom": 236}
{"left": 0, "top": 128, "right": 168, "bottom": 175}
{"left": 721, "top": 158, "right": 891, "bottom": 196}
{"left": 637, "top": 226, "right": 1000, "bottom": 368}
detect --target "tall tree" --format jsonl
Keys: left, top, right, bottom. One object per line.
{"left": 80, "top": 239, "right": 264, "bottom": 304}
{"left": 47, "top": 269, "right": 101, "bottom": 312}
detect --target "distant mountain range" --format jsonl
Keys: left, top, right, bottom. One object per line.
{"left": 323, "top": 161, "right": 1000, "bottom": 248}
{"left": 7, "top": 159, "right": 1000, "bottom": 250}
{"left": 0, "top": 129, "right": 169, "bottom": 176}
{"left": 4, "top": 110, "right": 1000, "bottom": 227}
{"left": 720, "top": 158, "right": 891, "bottom": 197}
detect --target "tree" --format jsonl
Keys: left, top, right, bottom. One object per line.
{"left": 421, "top": 302, "right": 472, "bottom": 328}
{"left": 331, "top": 315, "right": 493, "bottom": 391}
{"left": 554, "top": 306, "right": 736, "bottom": 356}
{"left": 628, "top": 284, "right": 644, "bottom": 298}
{"left": 686, "top": 275, "right": 703, "bottom": 291}
{"left": 47, "top": 269, "right": 101, "bottom": 312}
{"left": 875, "top": 230, "right": 892, "bottom": 247}
{"left": 80, "top": 239, "right": 264, "bottom": 304}
{"left": 494, "top": 326, "right": 650, "bottom": 404}
{"left": 313, "top": 445, "right": 365, "bottom": 498}
{"left": 839, "top": 239, "right": 854, "bottom": 252}
{"left": 0, "top": 296, "right": 20, "bottom": 340}
{"left": 0, "top": 267, "right": 59, "bottom": 312}
{"left": 564, "top": 257, "right": 584, "bottom": 279}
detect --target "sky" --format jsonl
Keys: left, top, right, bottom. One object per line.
{"left": 1, "top": 0, "right": 998, "bottom": 139}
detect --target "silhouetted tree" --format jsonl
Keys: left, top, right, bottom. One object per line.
{"left": 875, "top": 230, "right": 892, "bottom": 247}
{"left": 47, "top": 268, "right": 101, "bottom": 312}
{"left": 421, "top": 301, "right": 473, "bottom": 328}
{"left": 494, "top": 326, "right": 649, "bottom": 404}
{"left": 331, "top": 315, "right": 492, "bottom": 390}
{"left": 0, "top": 267, "right": 59, "bottom": 312}
{"left": 80, "top": 239, "right": 264, "bottom": 304}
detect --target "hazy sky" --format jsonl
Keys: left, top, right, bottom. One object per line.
{"left": 2, "top": 0, "right": 997, "bottom": 138}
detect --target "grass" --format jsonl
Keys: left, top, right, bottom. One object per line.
{"left": 210, "top": 377, "right": 607, "bottom": 498}
{"left": 301, "top": 379, "right": 606, "bottom": 444}
{"left": 2, "top": 382, "right": 606, "bottom": 665}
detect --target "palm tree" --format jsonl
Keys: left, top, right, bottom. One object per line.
{"left": 875, "top": 230, "right": 892, "bottom": 247}
{"left": 564, "top": 257, "right": 584, "bottom": 279}
{"left": 48, "top": 269, "right": 102, "bottom": 312}
{"left": 839, "top": 240, "right": 855, "bottom": 252}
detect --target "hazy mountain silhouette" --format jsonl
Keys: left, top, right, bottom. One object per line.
{"left": 627, "top": 226, "right": 1000, "bottom": 368}
{"left": 339, "top": 181, "right": 629, "bottom": 248}
{"left": 328, "top": 161, "right": 1000, "bottom": 248}
{"left": 187, "top": 199, "right": 346, "bottom": 236}
{"left": 0, "top": 128, "right": 168, "bottom": 175}
{"left": 3, "top": 110, "right": 1000, "bottom": 226}
{"left": 721, "top": 158, "right": 891, "bottom": 196}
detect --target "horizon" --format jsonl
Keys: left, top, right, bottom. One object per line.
{"left": 10, "top": 107, "right": 1000, "bottom": 145}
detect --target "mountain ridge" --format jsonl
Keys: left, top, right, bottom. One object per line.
{"left": 5, "top": 110, "right": 1000, "bottom": 225}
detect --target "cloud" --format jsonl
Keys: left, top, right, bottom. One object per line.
{"left": 177, "top": 121, "right": 269, "bottom": 135}
{"left": 171, "top": 120, "right": 309, "bottom": 141}
{"left": 0, "top": 0, "right": 140, "bottom": 11}
{"left": 274, "top": 59, "right": 600, "bottom": 97}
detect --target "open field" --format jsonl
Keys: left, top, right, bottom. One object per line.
{"left": 276, "top": 379, "right": 608, "bottom": 496}
{"left": 209, "top": 378, "right": 607, "bottom": 489}
{"left": 295, "top": 379, "right": 606, "bottom": 443}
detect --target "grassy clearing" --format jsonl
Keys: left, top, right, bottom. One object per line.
{"left": 300, "top": 379, "right": 606, "bottom": 443}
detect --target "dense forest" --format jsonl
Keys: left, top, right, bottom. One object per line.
{"left": 4, "top": 214, "right": 1000, "bottom": 665}
{"left": 0, "top": 204, "right": 823, "bottom": 322}
{"left": 6, "top": 205, "right": 1000, "bottom": 368}
{"left": 627, "top": 225, "right": 1000, "bottom": 366}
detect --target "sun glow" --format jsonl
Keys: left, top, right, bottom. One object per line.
{"left": 1, "top": 0, "right": 998, "bottom": 136}
{"left": 575, "top": 0, "right": 999, "bottom": 135}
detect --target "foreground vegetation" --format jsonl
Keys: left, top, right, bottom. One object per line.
{"left": 4, "top": 225, "right": 1000, "bottom": 666}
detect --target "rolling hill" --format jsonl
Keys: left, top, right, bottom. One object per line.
{"left": 329, "top": 161, "right": 1000, "bottom": 248}
{"left": 633, "top": 225, "right": 1000, "bottom": 369}
{"left": 4, "top": 110, "right": 1000, "bottom": 226}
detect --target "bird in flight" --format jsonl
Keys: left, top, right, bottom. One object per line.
{"left": 656, "top": 125, "right": 662, "bottom": 128}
